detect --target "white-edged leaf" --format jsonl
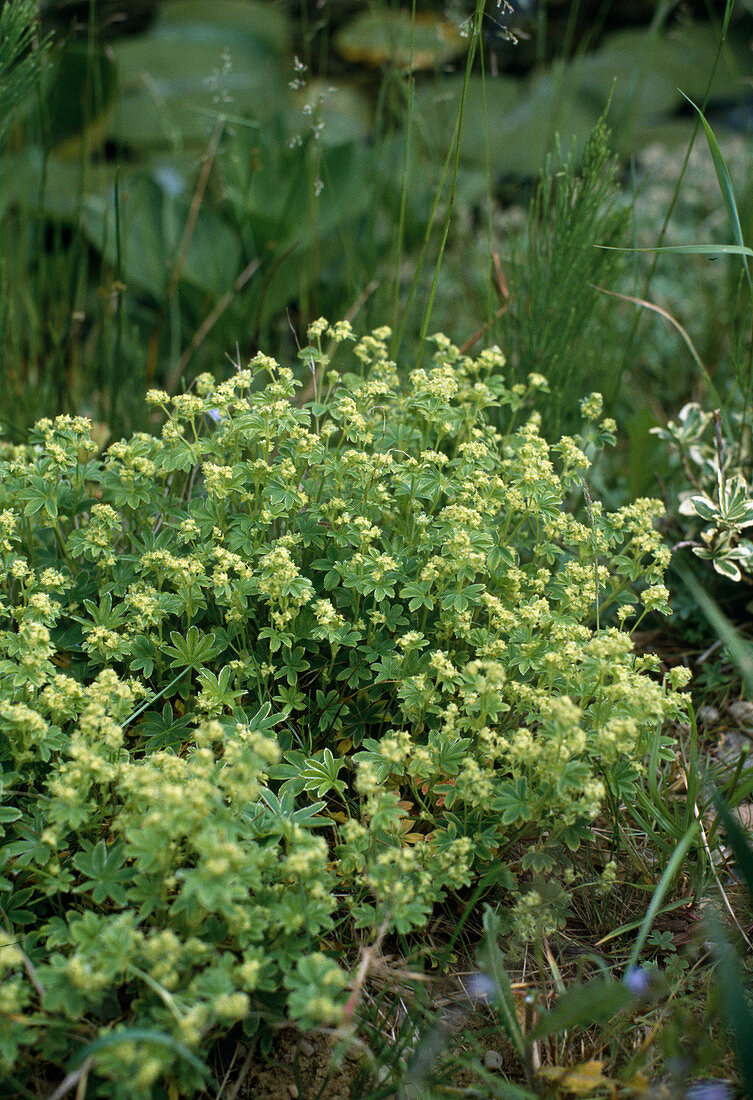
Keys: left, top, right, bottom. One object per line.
{"left": 712, "top": 556, "right": 742, "bottom": 582}
{"left": 687, "top": 494, "right": 719, "bottom": 523}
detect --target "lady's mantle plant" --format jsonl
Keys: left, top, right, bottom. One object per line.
{"left": 0, "top": 322, "right": 687, "bottom": 1096}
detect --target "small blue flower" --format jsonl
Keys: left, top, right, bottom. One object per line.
{"left": 684, "top": 1081, "right": 734, "bottom": 1100}
{"left": 465, "top": 972, "right": 498, "bottom": 1003}
{"left": 623, "top": 965, "right": 653, "bottom": 997}
{"left": 152, "top": 165, "right": 186, "bottom": 197}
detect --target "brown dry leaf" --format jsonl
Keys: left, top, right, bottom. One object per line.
{"left": 335, "top": 11, "right": 465, "bottom": 71}
{"left": 624, "top": 1070, "right": 651, "bottom": 1095}
{"left": 396, "top": 817, "right": 425, "bottom": 844}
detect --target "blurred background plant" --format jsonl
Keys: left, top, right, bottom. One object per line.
{"left": 1, "top": 0, "right": 751, "bottom": 442}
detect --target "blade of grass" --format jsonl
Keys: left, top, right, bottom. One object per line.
{"left": 678, "top": 563, "right": 753, "bottom": 697}
{"left": 682, "top": 706, "right": 702, "bottom": 834}
{"left": 679, "top": 91, "right": 750, "bottom": 291}
{"left": 592, "top": 283, "right": 726, "bottom": 418}
{"left": 478, "top": 908, "right": 526, "bottom": 1062}
{"left": 678, "top": 55, "right": 753, "bottom": 464}
{"left": 594, "top": 898, "right": 691, "bottom": 948}
{"left": 606, "top": 1, "right": 734, "bottom": 405}
{"left": 111, "top": 168, "right": 124, "bottom": 426}
{"left": 464, "top": 1074, "right": 538, "bottom": 1100}
{"left": 599, "top": 243, "right": 753, "bottom": 259}
{"left": 71, "top": 1027, "right": 214, "bottom": 1081}
{"left": 626, "top": 821, "right": 698, "bottom": 970}
{"left": 634, "top": 786, "right": 686, "bottom": 844}
{"left": 713, "top": 789, "right": 753, "bottom": 904}
{"left": 478, "top": 23, "right": 496, "bottom": 340}
{"left": 390, "top": 0, "right": 417, "bottom": 338}
{"left": 647, "top": 717, "right": 662, "bottom": 805}
{"left": 707, "top": 911, "right": 753, "bottom": 1098}
{"left": 391, "top": 97, "right": 458, "bottom": 357}
{"left": 415, "top": 0, "right": 485, "bottom": 367}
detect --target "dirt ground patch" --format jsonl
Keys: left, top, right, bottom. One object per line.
{"left": 211, "top": 970, "right": 523, "bottom": 1100}
{"left": 230, "top": 1017, "right": 520, "bottom": 1100}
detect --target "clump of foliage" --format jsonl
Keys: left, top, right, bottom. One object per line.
{"left": 655, "top": 402, "right": 753, "bottom": 583}
{"left": 0, "top": 323, "right": 688, "bottom": 1096}
{"left": 0, "top": 0, "right": 50, "bottom": 149}
{"left": 500, "top": 119, "right": 630, "bottom": 436}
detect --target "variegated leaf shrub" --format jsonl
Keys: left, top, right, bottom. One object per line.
{"left": 0, "top": 322, "right": 688, "bottom": 1096}
{"left": 653, "top": 402, "right": 753, "bottom": 583}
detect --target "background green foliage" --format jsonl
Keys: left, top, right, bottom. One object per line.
{"left": 1, "top": 0, "right": 751, "bottom": 439}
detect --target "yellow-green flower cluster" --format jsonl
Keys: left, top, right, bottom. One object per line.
{"left": 0, "top": 321, "right": 689, "bottom": 1093}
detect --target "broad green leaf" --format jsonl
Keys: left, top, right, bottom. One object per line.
{"left": 335, "top": 10, "right": 466, "bottom": 71}
{"left": 528, "top": 980, "right": 633, "bottom": 1040}
{"left": 298, "top": 748, "right": 347, "bottom": 798}
{"left": 110, "top": 15, "right": 286, "bottom": 149}
{"left": 413, "top": 71, "right": 600, "bottom": 178}
{"left": 43, "top": 42, "right": 118, "bottom": 155}
{"left": 710, "top": 555, "right": 743, "bottom": 583}
{"left": 248, "top": 702, "right": 279, "bottom": 734}
{"left": 291, "top": 79, "right": 373, "bottom": 147}
{"left": 163, "top": 0, "right": 290, "bottom": 52}
{"left": 679, "top": 566, "right": 753, "bottom": 697}
{"left": 575, "top": 23, "right": 744, "bottom": 114}
{"left": 565, "top": 31, "right": 680, "bottom": 145}
{"left": 164, "top": 625, "right": 222, "bottom": 670}
{"left": 82, "top": 177, "right": 243, "bottom": 300}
